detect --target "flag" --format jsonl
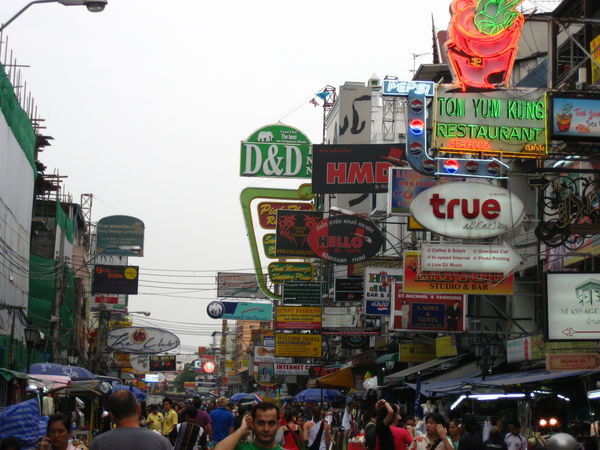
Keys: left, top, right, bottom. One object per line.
{"left": 309, "top": 98, "right": 319, "bottom": 107}
{"left": 0, "top": 398, "right": 44, "bottom": 448}
{"left": 253, "top": 393, "right": 263, "bottom": 403}
{"left": 316, "top": 91, "right": 330, "bottom": 100}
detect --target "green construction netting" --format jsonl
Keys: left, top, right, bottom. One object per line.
{"left": 28, "top": 255, "right": 76, "bottom": 348}
{"left": 55, "top": 201, "right": 74, "bottom": 244}
{"left": 0, "top": 63, "right": 36, "bottom": 176}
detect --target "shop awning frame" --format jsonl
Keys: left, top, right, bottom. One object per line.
{"left": 307, "top": 366, "right": 355, "bottom": 389}
{"left": 384, "top": 354, "right": 468, "bottom": 385}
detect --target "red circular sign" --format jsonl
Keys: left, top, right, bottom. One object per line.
{"left": 203, "top": 361, "right": 215, "bottom": 373}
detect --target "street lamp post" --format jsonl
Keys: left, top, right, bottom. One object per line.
{"left": 0, "top": 0, "right": 107, "bottom": 33}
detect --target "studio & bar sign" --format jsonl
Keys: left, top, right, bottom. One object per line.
{"left": 92, "top": 265, "right": 139, "bottom": 295}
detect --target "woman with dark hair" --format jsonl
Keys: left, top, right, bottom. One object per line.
{"left": 39, "top": 414, "right": 87, "bottom": 450}
{"left": 374, "top": 400, "right": 412, "bottom": 450}
{"left": 449, "top": 420, "right": 462, "bottom": 450}
{"left": 409, "top": 413, "right": 453, "bottom": 450}
{"left": 278, "top": 411, "right": 303, "bottom": 450}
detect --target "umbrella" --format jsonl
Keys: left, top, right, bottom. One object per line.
{"left": 28, "top": 363, "right": 96, "bottom": 380}
{"left": 293, "top": 388, "right": 346, "bottom": 403}
{"left": 230, "top": 392, "right": 254, "bottom": 403}
{"left": 111, "top": 385, "right": 147, "bottom": 402}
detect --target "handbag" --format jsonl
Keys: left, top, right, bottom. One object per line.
{"left": 308, "top": 421, "right": 325, "bottom": 450}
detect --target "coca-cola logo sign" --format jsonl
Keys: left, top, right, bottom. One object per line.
{"left": 308, "top": 214, "right": 383, "bottom": 264}
{"left": 410, "top": 182, "right": 524, "bottom": 239}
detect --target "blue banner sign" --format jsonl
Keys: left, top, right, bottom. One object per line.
{"left": 207, "top": 301, "right": 273, "bottom": 321}
{"left": 382, "top": 80, "right": 435, "bottom": 97}
{"left": 365, "top": 300, "right": 390, "bottom": 316}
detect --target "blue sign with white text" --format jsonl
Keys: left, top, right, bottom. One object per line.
{"left": 382, "top": 80, "right": 435, "bottom": 97}
{"left": 207, "top": 301, "right": 273, "bottom": 321}
{"left": 365, "top": 300, "right": 391, "bottom": 316}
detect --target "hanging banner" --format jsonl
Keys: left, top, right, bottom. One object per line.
{"left": 149, "top": 355, "right": 177, "bottom": 372}
{"left": 258, "top": 202, "right": 314, "bottom": 229}
{"left": 106, "top": 327, "right": 180, "bottom": 354}
{"left": 274, "top": 363, "right": 315, "bottom": 375}
{"left": 388, "top": 168, "right": 443, "bottom": 216}
{"left": 403, "top": 251, "right": 514, "bottom": 295}
{"left": 268, "top": 262, "right": 314, "bottom": 283}
{"left": 335, "top": 278, "right": 364, "bottom": 302}
{"left": 321, "top": 306, "right": 380, "bottom": 335}
{"left": 364, "top": 268, "right": 403, "bottom": 316}
{"left": 283, "top": 281, "right": 322, "bottom": 305}
{"left": 206, "top": 301, "right": 273, "bottom": 321}
{"left": 551, "top": 95, "right": 600, "bottom": 141}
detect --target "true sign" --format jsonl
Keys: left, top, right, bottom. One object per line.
{"left": 421, "top": 242, "right": 523, "bottom": 275}
{"left": 410, "top": 182, "right": 524, "bottom": 239}
{"left": 240, "top": 124, "right": 312, "bottom": 178}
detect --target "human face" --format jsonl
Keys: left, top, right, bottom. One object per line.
{"left": 426, "top": 418, "right": 439, "bottom": 437}
{"left": 48, "top": 421, "right": 70, "bottom": 450}
{"left": 163, "top": 401, "right": 172, "bottom": 411}
{"left": 252, "top": 408, "right": 279, "bottom": 447}
{"left": 449, "top": 421, "right": 460, "bottom": 438}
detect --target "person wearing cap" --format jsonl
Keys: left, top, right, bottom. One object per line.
{"left": 210, "top": 397, "right": 235, "bottom": 444}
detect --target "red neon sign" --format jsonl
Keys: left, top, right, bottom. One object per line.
{"left": 446, "top": 0, "right": 525, "bottom": 90}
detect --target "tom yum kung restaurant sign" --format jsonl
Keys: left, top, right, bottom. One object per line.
{"left": 433, "top": 86, "right": 547, "bottom": 157}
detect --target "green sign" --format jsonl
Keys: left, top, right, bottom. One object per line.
{"left": 283, "top": 281, "right": 323, "bottom": 305}
{"left": 268, "top": 262, "right": 314, "bottom": 283}
{"left": 433, "top": 86, "right": 547, "bottom": 157}
{"left": 97, "top": 215, "right": 145, "bottom": 256}
{"left": 262, "top": 234, "right": 277, "bottom": 259}
{"left": 240, "top": 124, "right": 312, "bottom": 178}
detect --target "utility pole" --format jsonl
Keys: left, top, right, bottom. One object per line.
{"left": 51, "top": 223, "right": 66, "bottom": 362}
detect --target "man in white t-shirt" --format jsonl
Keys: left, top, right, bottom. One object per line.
{"left": 505, "top": 421, "right": 527, "bottom": 450}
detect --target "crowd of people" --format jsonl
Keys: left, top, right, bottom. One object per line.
{"left": 1, "top": 391, "right": 599, "bottom": 450}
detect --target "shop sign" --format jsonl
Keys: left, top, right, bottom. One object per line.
{"left": 254, "top": 362, "right": 276, "bottom": 385}
{"left": 258, "top": 202, "right": 314, "bottom": 229}
{"left": 217, "top": 272, "right": 268, "bottom": 299}
{"left": 276, "top": 210, "right": 323, "bottom": 257}
{"left": 388, "top": 168, "right": 443, "bottom": 215}
{"left": 240, "top": 124, "right": 312, "bottom": 178}
{"left": 382, "top": 80, "right": 435, "bottom": 97}
{"left": 262, "top": 234, "right": 277, "bottom": 259}
{"left": 593, "top": 35, "right": 600, "bottom": 84}
{"left": 551, "top": 96, "right": 600, "bottom": 141}
{"left": 268, "top": 262, "right": 314, "bottom": 283}
{"left": 403, "top": 251, "right": 515, "bottom": 295}
{"left": 91, "top": 295, "right": 127, "bottom": 311}
{"left": 283, "top": 281, "right": 322, "bottom": 305}
{"left": 321, "top": 306, "right": 380, "bottom": 335}
{"left": 547, "top": 273, "right": 600, "bottom": 340}
{"left": 338, "top": 84, "right": 372, "bottom": 144}
{"left": 349, "top": 256, "right": 403, "bottom": 277}
{"left": 311, "top": 144, "right": 407, "bottom": 193}
{"left": 546, "top": 353, "right": 600, "bottom": 371}
{"left": 364, "top": 267, "right": 403, "bottom": 316}
{"left": 275, "top": 333, "right": 322, "bottom": 358}
{"left": 308, "top": 215, "right": 383, "bottom": 264}
{"left": 507, "top": 336, "right": 534, "bottom": 363}
{"left": 446, "top": 0, "right": 524, "bottom": 90}
{"left": 334, "top": 278, "right": 364, "bottom": 302}
{"left": 342, "top": 335, "right": 370, "bottom": 350}
{"left": 92, "top": 265, "right": 139, "bottom": 295}
{"left": 275, "top": 306, "right": 322, "bottom": 330}
{"left": 254, "top": 345, "right": 293, "bottom": 363}
{"left": 149, "top": 355, "right": 177, "bottom": 372}
{"left": 433, "top": 87, "right": 547, "bottom": 157}
{"left": 436, "top": 336, "right": 458, "bottom": 357}
{"left": 274, "top": 363, "right": 314, "bottom": 375}
{"left": 410, "top": 182, "right": 525, "bottom": 239}
{"left": 206, "top": 301, "right": 273, "bottom": 321}
{"left": 391, "top": 285, "right": 466, "bottom": 332}
{"left": 399, "top": 343, "right": 435, "bottom": 363}
{"left": 421, "top": 242, "right": 522, "bottom": 275}
{"left": 96, "top": 215, "right": 145, "bottom": 256}
{"left": 106, "top": 327, "right": 180, "bottom": 354}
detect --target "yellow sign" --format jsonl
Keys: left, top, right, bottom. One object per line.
{"left": 531, "top": 334, "right": 599, "bottom": 360}
{"left": 592, "top": 34, "right": 600, "bottom": 84}
{"left": 275, "top": 333, "right": 322, "bottom": 358}
{"left": 275, "top": 306, "right": 322, "bottom": 330}
{"left": 225, "top": 360, "right": 235, "bottom": 369}
{"left": 399, "top": 343, "right": 435, "bottom": 362}
{"left": 436, "top": 336, "right": 458, "bottom": 357}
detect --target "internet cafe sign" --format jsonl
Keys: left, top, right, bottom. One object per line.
{"left": 240, "top": 123, "right": 312, "bottom": 178}
{"left": 433, "top": 86, "right": 547, "bottom": 158}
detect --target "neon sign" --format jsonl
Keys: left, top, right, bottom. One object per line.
{"left": 433, "top": 86, "right": 547, "bottom": 157}
{"left": 446, "top": 0, "right": 525, "bottom": 90}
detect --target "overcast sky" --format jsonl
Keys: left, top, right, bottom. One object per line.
{"left": 0, "top": 0, "right": 556, "bottom": 353}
